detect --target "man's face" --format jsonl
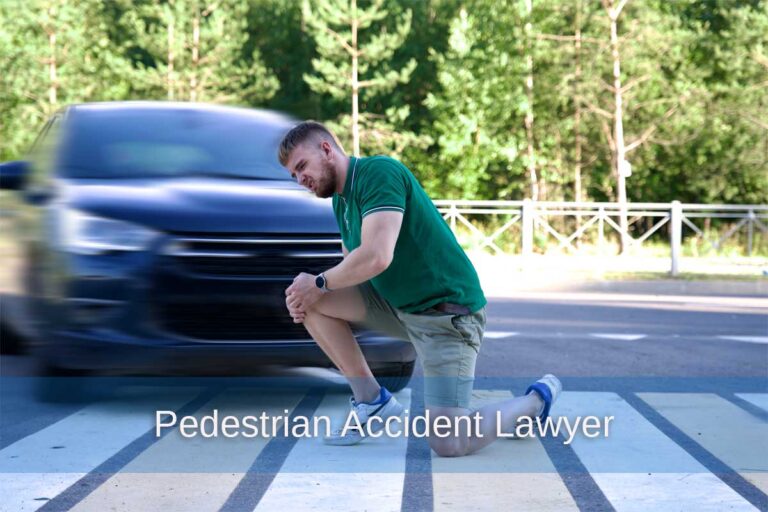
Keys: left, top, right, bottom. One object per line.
{"left": 285, "top": 142, "right": 337, "bottom": 198}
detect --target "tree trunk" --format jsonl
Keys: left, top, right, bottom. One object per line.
{"left": 191, "top": 12, "right": 200, "bottom": 101}
{"left": 574, "top": 0, "right": 582, "bottom": 204}
{"left": 524, "top": 0, "right": 538, "bottom": 200}
{"left": 351, "top": 0, "right": 360, "bottom": 156}
{"left": 167, "top": 19, "right": 175, "bottom": 100}
{"left": 606, "top": 0, "right": 629, "bottom": 253}
{"left": 47, "top": 6, "right": 57, "bottom": 108}
{"left": 573, "top": 0, "right": 583, "bottom": 246}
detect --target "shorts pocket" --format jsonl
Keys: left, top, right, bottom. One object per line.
{"left": 449, "top": 309, "right": 485, "bottom": 353}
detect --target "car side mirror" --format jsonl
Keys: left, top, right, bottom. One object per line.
{"left": 0, "top": 160, "right": 29, "bottom": 190}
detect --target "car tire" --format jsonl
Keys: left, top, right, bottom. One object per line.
{"left": 373, "top": 361, "right": 415, "bottom": 392}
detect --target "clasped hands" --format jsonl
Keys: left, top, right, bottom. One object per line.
{"left": 285, "top": 272, "right": 324, "bottom": 323}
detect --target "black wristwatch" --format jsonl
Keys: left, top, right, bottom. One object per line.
{"left": 315, "top": 273, "right": 331, "bottom": 293}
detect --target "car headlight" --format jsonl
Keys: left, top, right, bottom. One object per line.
{"left": 59, "top": 208, "right": 158, "bottom": 255}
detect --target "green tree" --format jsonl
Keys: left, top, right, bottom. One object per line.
{"left": 301, "top": 0, "right": 428, "bottom": 157}
{"left": 0, "top": 0, "right": 132, "bottom": 160}
{"left": 636, "top": 0, "right": 768, "bottom": 204}
{"left": 118, "top": 0, "right": 279, "bottom": 104}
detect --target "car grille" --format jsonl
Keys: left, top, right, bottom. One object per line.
{"left": 156, "top": 301, "right": 309, "bottom": 340}
{"left": 154, "top": 235, "right": 343, "bottom": 340}
{"left": 161, "top": 236, "right": 343, "bottom": 277}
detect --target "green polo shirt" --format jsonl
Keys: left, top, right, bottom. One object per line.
{"left": 332, "top": 155, "right": 486, "bottom": 314}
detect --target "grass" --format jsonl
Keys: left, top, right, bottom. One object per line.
{"left": 600, "top": 271, "right": 768, "bottom": 282}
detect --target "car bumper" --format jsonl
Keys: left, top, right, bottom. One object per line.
{"left": 35, "top": 328, "right": 416, "bottom": 375}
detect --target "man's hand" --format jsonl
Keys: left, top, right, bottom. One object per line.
{"left": 285, "top": 273, "right": 323, "bottom": 323}
{"left": 285, "top": 292, "right": 306, "bottom": 323}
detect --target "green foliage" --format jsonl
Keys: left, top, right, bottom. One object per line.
{"left": 0, "top": 0, "right": 133, "bottom": 160}
{"left": 0, "top": 0, "right": 765, "bottom": 206}
{"left": 115, "top": 0, "right": 279, "bottom": 103}
{"left": 422, "top": 4, "right": 527, "bottom": 199}
{"left": 300, "top": 0, "right": 429, "bottom": 157}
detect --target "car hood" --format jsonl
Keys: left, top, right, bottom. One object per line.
{"left": 59, "top": 178, "right": 339, "bottom": 234}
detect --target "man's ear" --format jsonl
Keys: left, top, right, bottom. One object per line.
{"left": 320, "top": 140, "right": 334, "bottom": 160}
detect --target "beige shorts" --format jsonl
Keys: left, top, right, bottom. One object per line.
{"left": 356, "top": 282, "right": 486, "bottom": 409}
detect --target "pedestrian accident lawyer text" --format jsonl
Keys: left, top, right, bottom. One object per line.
{"left": 156, "top": 409, "right": 614, "bottom": 445}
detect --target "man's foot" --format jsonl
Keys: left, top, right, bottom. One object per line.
{"left": 525, "top": 374, "right": 562, "bottom": 422}
{"left": 323, "top": 387, "right": 404, "bottom": 446}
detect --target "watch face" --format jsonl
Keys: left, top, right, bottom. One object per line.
{"left": 315, "top": 274, "right": 325, "bottom": 289}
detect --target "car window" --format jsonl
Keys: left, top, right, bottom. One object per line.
{"left": 103, "top": 142, "right": 214, "bottom": 176}
{"left": 59, "top": 109, "right": 292, "bottom": 180}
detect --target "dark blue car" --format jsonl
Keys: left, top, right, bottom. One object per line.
{"left": 0, "top": 102, "right": 416, "bottom": 390}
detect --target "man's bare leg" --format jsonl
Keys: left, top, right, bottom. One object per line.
{"left": 425, "top": 393, "right": 544, "bottom": 457}
{"left": 300, "top": 287, "right": 381, "bottom": 403}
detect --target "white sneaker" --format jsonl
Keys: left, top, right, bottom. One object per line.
{"left": 323, "top": 387, "right": 404, "bottom": 446}
{"left": 526, "top": 374, "right": 562, "bottom": 421}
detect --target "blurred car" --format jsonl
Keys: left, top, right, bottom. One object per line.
{"left": 0, "top": 101, "right": 416, "bottom": 390}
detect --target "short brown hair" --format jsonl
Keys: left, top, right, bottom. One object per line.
{"left": 278, "top": 121, "right": 343, "bottom": 166}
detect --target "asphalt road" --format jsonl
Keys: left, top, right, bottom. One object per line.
{"left": 2, "top": 292, "right": 766, "bottom": 380}
{"left": 1, "top": 291, "right": 766, "bottom": 511}
{"left": 476, "top": 293, "right": 768, "bottom": 379}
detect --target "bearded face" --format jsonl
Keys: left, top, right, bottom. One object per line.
{"left": 313, "top": 160, "right": 337, "bottom": 198}
{"left": 285, "top": 140, "right": 340, "bottom": 198}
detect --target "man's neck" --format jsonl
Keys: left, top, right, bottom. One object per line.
{"left": 335, "top": 154, "right": 351, "bottom": 195}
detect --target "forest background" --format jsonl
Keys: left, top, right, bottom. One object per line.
{"left": 1, "top": 0, "right": 766, "bottom": 207}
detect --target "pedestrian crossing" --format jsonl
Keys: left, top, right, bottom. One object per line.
{"left": 1, "top": 386, "right": 766, "bottom": 512}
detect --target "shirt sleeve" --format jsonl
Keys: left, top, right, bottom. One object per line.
{"left": 356, "top": 159, "right": 408, "bottom": 218}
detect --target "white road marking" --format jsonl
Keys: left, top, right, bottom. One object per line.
{"left": 0, "top": 386, "right": 201, "bottom": 512}
{"left": 556, "top": 391, "right": 756, "bottom": 511}
{"left": 717, "top": 336, "right": 768, "bottom": 344}
{"left": 638, "top": 392, "right": 768, "bottom": 494}
{"left": 4, "top": 387, "right": 765, "bottom": 511}
{"left": 431, "top": 390, "right": 578, "bottom": 511}
{"left": 484, "top": 331, "right": 519, "bottom": 339}
{"left": 255, "top": 390, "right": 412, "bottom": 512}
{"left": 735, "top": 393, "right": 768, "bottom": 413}
{"left": 590, "top": 334, "right": 647, "bottom": 341}
{"left": 70, "top": 389, "right": 304, "bottom": 512}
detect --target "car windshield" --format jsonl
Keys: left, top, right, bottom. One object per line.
{"left": 58, "top": 108, "right": 293, "bottom": 180}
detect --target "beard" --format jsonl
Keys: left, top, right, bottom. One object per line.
{"left": 313, "top": 162, "right": 337, "bottom": 198}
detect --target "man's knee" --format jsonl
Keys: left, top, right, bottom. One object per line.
{"left": 301, "top": 306, "right": 352, "bottom": 332}
{"left": 301, "top": 306, "right": 329, "bottom": 327}
{"left": 429, "top": 436, "right": 468, "bottom": 458}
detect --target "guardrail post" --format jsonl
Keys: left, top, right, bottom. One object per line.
{"left": 747, "top": 209, "right": 755, "bottom": 256}
{"left": 598, "top": 206, "right": 605, "bottom": 252}
{"left": 670, "top": 200, "right": 682, "bottom": 276}
{"left": 522, "top": 198, "right": 533, "bottom": 257}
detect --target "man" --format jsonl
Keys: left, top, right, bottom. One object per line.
{"left": 279, "top": 121, "right": 561, "bottom": 457}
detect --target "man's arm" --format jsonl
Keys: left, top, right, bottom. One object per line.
{"left": 285, "top": 211, "right": 403, "bottom": 312}
{"left": 323, "top": 210, "right": 402, "bottom": 290}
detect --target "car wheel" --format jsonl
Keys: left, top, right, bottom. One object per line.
{"left": 373, "top": 361, "right": 415, "bottom": 392}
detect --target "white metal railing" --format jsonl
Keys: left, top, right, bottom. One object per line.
{"left": 433, "top": 200, "right": 768, "bottom": 276}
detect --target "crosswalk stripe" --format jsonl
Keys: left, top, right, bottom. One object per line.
{"left": 590, "top": 334, "right": 646, "bottom": 341}
{"left": 735, "top": 393, "right": 768, "bottom": 413}
{"left": 484, "top": 331, "right": 519, "bottom": 339}
{"left": 4, "top": 387, "right": 765, "bottom": 511}
{"left": 254, "top": 390, "right": 412, "bottom": 511}
{"left": 0, "top": 386, "right": 202, "bottom": 512}
{"left": 637, "top": 393, "right": 768, "bottom": 496}
{"left": 431, "top": 390, "right": 579, "bottom": 511}
{"left": 557, "top": 392, "right": 756, "bottom": 511}
{"left": 67, "top": 389, "right": 304, "bottom": 512}
{"left": 717, "top": 336, "right": 768, "bottom": 344}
